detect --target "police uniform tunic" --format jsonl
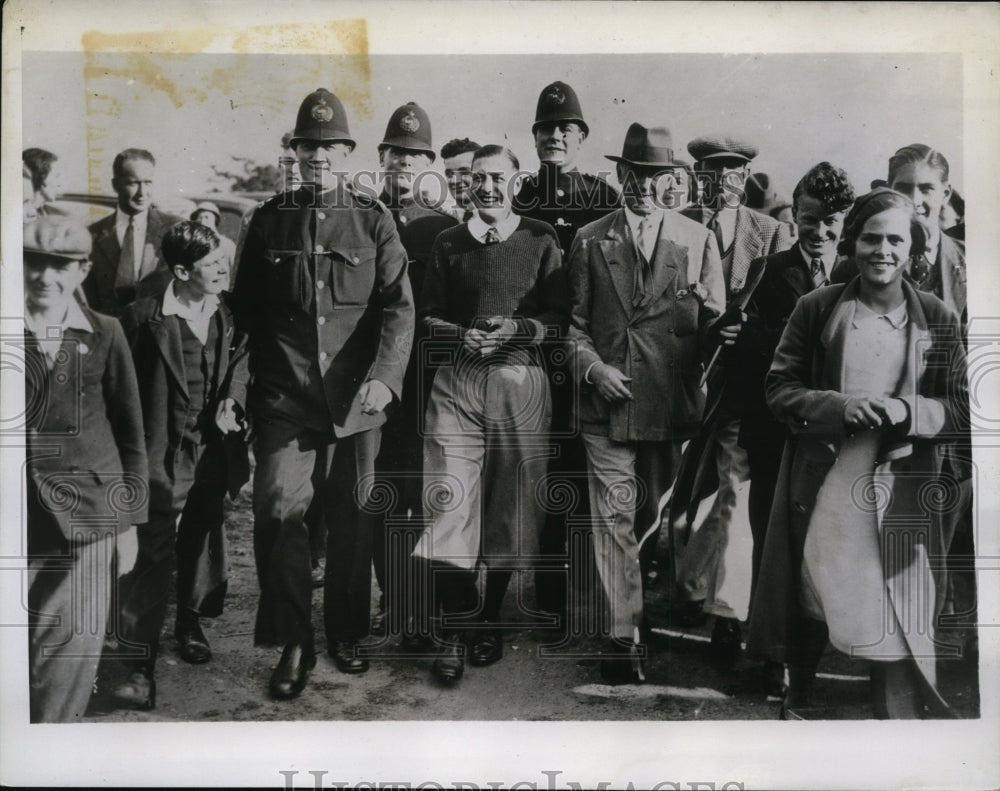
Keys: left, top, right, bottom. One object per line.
{"left": 233, "top": 185, "right": 414, "bottom": 647}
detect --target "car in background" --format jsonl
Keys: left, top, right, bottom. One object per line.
{"left": 49, "top": 192, "right": 260, "bottom": 245}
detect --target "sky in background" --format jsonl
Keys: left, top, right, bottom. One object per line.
{"left": 23, "top": 51, "right": 962, "bottom": 203}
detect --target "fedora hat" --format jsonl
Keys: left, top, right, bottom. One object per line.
{"left": 605, "top": 123, "right": 684, "bottom": 168}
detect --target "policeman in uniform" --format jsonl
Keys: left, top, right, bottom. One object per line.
{"left": 233, "top": 89, "right": 414, "bottom": 699}
{"left": 513, "top": 81, "right": 621, "bottom": 620}
{"left": 370, "top": 102, "right": 456, "bottom": 645}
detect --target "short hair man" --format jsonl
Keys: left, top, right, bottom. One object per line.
{"left": 673, "top": 134, "right": 792, "bottom": 662}
{"left": 233, "top": 88, "right": 414, "bottom": 699}
{"left": 113, "top": 221, "right": 250, "bottom": 709}
{"left": 568, "top": 123, "right": 725, "bottom": 683}
{"left": 84, "top": 148, "right": 184, "bottom": 316}
{"left": 414, "top": 144, "right": 569, "bottom": 684}
{"left": 370, "top": 102, "right": 457, "bottom": 646}
{"left": 440, "top": 137, "right": 481, "bottom": 220}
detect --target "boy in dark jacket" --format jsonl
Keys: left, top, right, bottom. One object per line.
{"left": 114, "top": 221, "right": 249, "bottom": 709}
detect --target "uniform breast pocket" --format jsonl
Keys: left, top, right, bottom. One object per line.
{"left": 331, "top": 246, "right": 377, "bottom": 307}
{"left": 264, "top": 249, "right": 308, "bottom": 306}
{"left": 673, "top": 289, "right": 700, "bottom": 336}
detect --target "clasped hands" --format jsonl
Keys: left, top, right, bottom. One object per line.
{"left": 464, "top": 316, "right": 517, "bottom": 357}
{"left": 843, "top": 395, "right": 908, "bottom": 431}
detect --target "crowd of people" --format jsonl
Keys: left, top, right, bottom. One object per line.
{"left": 21, "top": 79, "right": 972, "bottom": 723}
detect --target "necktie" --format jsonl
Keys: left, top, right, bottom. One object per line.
{"left": 708, "top": 211, "right": 726, "bottom": 257}
{"left": 633, "top": 217, "right": 656, "bottom": 307}
{"left": 117, "top": 215, "right": 136, "bottom": 291}
{"left": 810, "top": 257, "right": 826, "bottom": 285}
{"left": 484, "top": 227, "right": 500, "bottom": 245}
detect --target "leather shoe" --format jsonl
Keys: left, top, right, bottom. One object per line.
{"left": 469, "top": 627, "right": 503, "bottom": 667}
{"left": 112, "top": 668, "right": 156, "bottom": 710}
{"left": 175, "top": 622, "right": 212, "bottom": 664}
{"left": 431, "top": 633, "right": 465, "bottom": 683}
{"left": 331, "top": 640, "right": 369, "bottom": 674}
{"left": 371, "top": 598, "right": 388, "bottom": 637}
{"left": 599, "top": 640, "right": 646, "bottom": 685}
{"left": 269, "top": 643, "right": 315, "bottom": 700}
{"left": 673, "top": 599, "right": 708, "bottom": 628}
{"left": 709, "top": 617, "right": 743, "bottom": 666}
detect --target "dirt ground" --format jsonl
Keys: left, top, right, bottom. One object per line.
{"left": 85, "top": 485, "right": 981, "bottom": 723}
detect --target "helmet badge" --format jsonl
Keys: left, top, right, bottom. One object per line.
{"left": 312, "top": 99, "right": 334, "bottom": 123}
{"left": 399, "top": 110, "right": 420, "bottom": 134}
{"left": 546, "top": 86, "right": 565, "bottom": 105}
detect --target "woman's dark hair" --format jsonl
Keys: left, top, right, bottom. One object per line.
{"left": 887, "top": 143, "right": 950, "bottom": 186}
{"left": 23, "top": 148, "right": 58, "bottom": 192}
{"left": 838, "top": 187, "right": 927, "bottom": 258}
{"left": 161, "top": 221, "right": 220, "bottom": 270}
{"left": 791, "top": 161, "right": 855, "bottom": 215}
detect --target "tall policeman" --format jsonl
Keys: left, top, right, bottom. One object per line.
{"left": 512, "top": 81, "right": 622, "bottom": 619}
{"left": 233, "top": 89, "right": 414, "bottom": 699}
{"left": 371, "top": 102, "right": 456, "bottom": 643}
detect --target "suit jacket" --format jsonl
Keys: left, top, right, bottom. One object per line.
{"left": 568, "top": 209, "right": 725, "bottom": 442}
{"left": 735, "top": 245, "right": 843, "bottom": 447}
{"left": 682, "top": 204, "right": 793, "bottom": 302}
{"left": 233, "top": 186, "right": 414, "bottom": 438}
{"left": 25, "top": 308, "right": 149, "bottom": 549}
{"left": 120, "top": 288, "right": 250, "bottom": 514}
{"left": 748, "top": 278, "right": 966, "bottom": 704}
{"left": 85, "top": 207, "right": 184, "bottom": 317}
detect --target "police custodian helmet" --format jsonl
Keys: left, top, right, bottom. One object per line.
{"left": 378, "top": 102, "right": 435, "bottom": 162}
{"left": 289, "top": 88, "right": 356, "bottom": 150}
{"left": 532, "top": 81, "right": 589, "bottom": 137}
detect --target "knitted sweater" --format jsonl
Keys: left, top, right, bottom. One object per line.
{"left": 420, "top": 217, "right": 568, "bottom": 367}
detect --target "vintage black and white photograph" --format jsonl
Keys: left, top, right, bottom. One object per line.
{"left": 2, "top": 1, "right": 998, "bottom": 788}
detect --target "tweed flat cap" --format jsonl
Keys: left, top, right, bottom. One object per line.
{"left": 23, "top": 216, "right": 92, "bottom": 260}
{"left": 687, "top": 134, "right": 758, "bottom": 163}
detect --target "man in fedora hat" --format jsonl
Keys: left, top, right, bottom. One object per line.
{"left": 232, "top": 88, "right": 414, "bottom": 699}
{"left": 567, "top": 122, "right": 725, "bottom": 683}
{"left": 369, "top": 102, "right": 456, "bottom": 648}
{"left": 672, "top": 134, "right": 791, "bottom": 664}
{"left": 513, "top": 83, "right": 622, "bottom": 622}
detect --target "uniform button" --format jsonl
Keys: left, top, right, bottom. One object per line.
{"left": 78, "top": 343, "right": 89, "bottom": 355}
{"left": 317, "top": 316, "right": 326, "bottom": 325}
{"left": 557, "top": 188, "right": 565, "bottom": 197}
{"left": 317, "top": 212, "right": 327, "bottom": 220}
{"left": 314, "top": 245, "right": 325, "bottom": 254}
{"left": 353, "top": 255, "right": 360, "bottom": 263}
{"left": 400, "top": 215, "right": 408, "bottom": 224}
{"left": 319, "top": 352, "right": 328, "bottom": 362}
{"left": 316, "top": 280, "right": 325, "bottom": 289}
{"left": 66, "top": 425, "right": 76, "bottom": 433}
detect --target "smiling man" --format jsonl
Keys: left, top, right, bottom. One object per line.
{"left": 84, "top": 149, "right": 183, "bottom": 316}
{"left": 233, "top": 88, "right": 414, "bottom": 699}
{"left": 414, "top": 145, "right": 568, "bottom": 685}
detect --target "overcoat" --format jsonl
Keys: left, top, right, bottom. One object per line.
{"left": 25, "top": 307, "right": 149, "bottom": 547}
{"left": 747, "top": 277, "right": 967, "bottom": 698}
{"left": 568, "top": 208, "right": 725, "bottom": 443}
{"left": 85, "top": 207, "right": 184, "bottom": 316}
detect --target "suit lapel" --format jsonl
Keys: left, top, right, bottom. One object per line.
{"left": 731, "top": 207, "right": 762, "bottom": 291}
{"left": 635, "top": 222, "right": 681, "bottom": 312}
{"left": 895, "top": 282, "right": 930, "bottom": 398}
{"left": 94, "top": 216, "right": 121, "bottom": 272}
{"left": 149, "top": 300, "right": 189, "bottom": 400}
{"left": 818, "top": 279, "right": 859, "bottom": 392}
{"left": 596, "top": 212, "right": 636, "bottom": 317}
{"left": 937, "top": 234, "right": 967, "bottom": 317}
{"left": 139, "top": 209, "right": 165, "bottom": 280}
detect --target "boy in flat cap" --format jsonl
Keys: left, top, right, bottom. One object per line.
{"left": 112, "top": 221, "right": 250, "bottom": 710}
{"left": 568, "top": 123, "right": 725, "bottom": 683}
{"left": 22, "top": 217, "right": 147, "bottom": 721}
{"left": 673, "top": 133, "right": 792, "bottom": 663}
{"left": 233, "top": 88, "right": 414, "bottom": 699}
{"left": 370, "top": 102, "right": 456, "bottom": 647}
{"left": 513, "top": 83, "right": 622, "bottom": 621}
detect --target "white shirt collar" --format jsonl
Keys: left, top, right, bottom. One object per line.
{"left": 622, "top": 206, "right": 664, "bottom": 259}
{"left": 797, "top": 244, "right": 836, "bottom": 285}
{"left": 25, "top": 298, "right": 93, "bottom": 366}
{"left": 467, "top": 211, "right": 521, "bottom": 243}
{"left": 115, "top": 207, "right": 148, "bottom": 240}
{"left": 852, "top": 298, "right": 908, "bottom": 330}
{"left": 162, "top": 279, "right": 219, "bottom": 344}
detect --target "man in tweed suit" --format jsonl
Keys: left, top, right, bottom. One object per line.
{"left": 674, "top": 134, "right": 792, "bottom": 663}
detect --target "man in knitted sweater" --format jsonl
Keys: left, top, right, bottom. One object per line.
{"left": 413, "top": 145, "right": 569, "bottom": 684}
